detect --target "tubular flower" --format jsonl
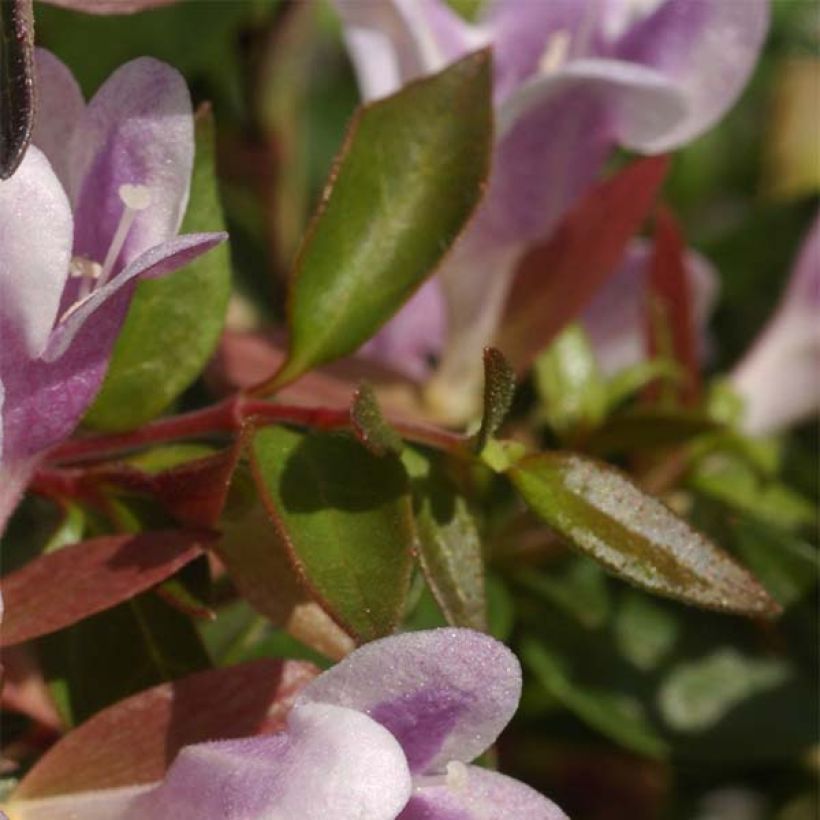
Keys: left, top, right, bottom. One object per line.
{"left": 335, "top": 0, "right": 769, "bottom": 419}
{"left": 0, "top": 50, "right": 226, "bottom": 531}
{"left": 6, "top": 629, "right": 566, "bottom": 819}
{"left": 731, "top": 214, "right": 820, "bottom": 434}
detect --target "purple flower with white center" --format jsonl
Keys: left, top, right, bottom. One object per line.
{"left": 0, "top": 50, "right": 226, "bottom": 531}
{"left": 5, "top": 629, "right": 566, "bottom": 819}
{"left": 336, "top": 0, "right": 769, "bottom": 420}
{"left": 731, "top": 213, "right": 820, "bottom": 435}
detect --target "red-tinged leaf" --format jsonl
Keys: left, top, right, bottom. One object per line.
{"left": 150, "top": 445, "right": 242, "bottom": 527}
{"left": 206, "top": 330, "right": 415, "bottom": 408}
{"left": 1, "top": 646, "right": 63, "bottom": 731}
{"left": 645, "top": 206, "right": 701, "bottom": 405}
{"left": 0, "top": 530, "right": 212, "bottom": 647}
{"left": 14, "top": 658, "right": 319, "bottom": 798}
{"left": 496, "top": 156, "right": 670, "bottom": 373}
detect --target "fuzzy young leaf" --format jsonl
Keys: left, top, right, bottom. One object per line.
{"left": 250, "top": 426, "right": 415, "bottom": 642}
{"left": 474, "top": 347, "right": 516, "bottom": 452}
{"left": 402, "top": 448, "right": 487, "bottom": 631}
{"left": 264, "top": 50, "right": 492, "bottom": 389}
{"left": 509, "top": 452, "right": 781, "bottom": 618}
{"left": 0, "top": 0, "right": 33, "bottom": 178}
{"left": 85, "top": 107, "right": 231, "bottom": 430}
{"left": 350, "top": 382, "right": 403, "bottom": 456}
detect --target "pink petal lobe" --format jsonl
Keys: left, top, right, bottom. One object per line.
{"left": 583, "top": 238, "right": 718, "bottom": 375}
{"left": 70, "top": 57, "right": 195, "bottom": 267}
{"left": 399, "top": 764, "right": 567, "bottom": 820}
{"left": 334, "top": 0, "right": 478, "bottom": 101}
{"left": 614, "top": 0, "right": 770, "bottom": 151}
{"left": 0, "top": 147, "right": 73, "bottom": 359}
{"left": 126, "top": 702, "right": 412, "bottom": 820}
{"left": 731, "top": 214, "right": 820, "bottom": 434}
{"left": 300, "top": 628, "right": 522, "bottom": 774}
{"left": 32, "top": 49, "right": 85, "bottom": 195}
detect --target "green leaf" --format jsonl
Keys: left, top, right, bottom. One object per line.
{"left": 614, "top": 591, "right": 680, "bottom": 672}
{"left": 690, "top": 455, "right": 816, "bottom": 531}
{"left": 250, "top": 426, "right": 415, "bottom": 642}
{"left": 508, "top": 451, "right": 781, "bottom": 618}
{"left": 474, "top": 347, "right": 516, "bottom": 453}
{"left": 85, "top": 107, "right": 230, "bottom": 430}
{"left": 402, "top": 448, "right": 487, "bottom": 630}
{"left": 266, "top": 50, "right": 492, "bottom": 388}
{"left": 0, "top": 0, "right": 33, "bottom": 179}
{"left": 605, "top": 358, "right": 682, "bottom": 410}
{"left": 522, "top": 638, "right": 668, "bottom": 758}
{"left": 586, "top": 408, "right": 720, "bottom": 455}
{"left": 534, "top": 324, "right": 606, "bottom": 440}
{"left": 513, "top": 558, "right": 611, "bottom": 630}
{"left": 351, "top": 382, "right": 404, "bottom": 456}
{"left": 39, "top": 592, "right": 210, "bottom": 726}
{"left": 216, "top": 469, "right": 355, "bottom": 662}
{"left": 730, "top": 516, "right": 819, "bottom": 609}
{"left": 658, "top": 648, "right": 791, "bottom": 733}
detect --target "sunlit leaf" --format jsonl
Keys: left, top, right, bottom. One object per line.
{"left": 658, "top": 648, "right": 791, "bottom": 733}
{"left": 508, "top": 451, "right": 781, "bottom": 618}
{"left": 261, "top": 50, "right": 492, "bottom": 390}
{"left": 250, "top": 426, "right": 415, "bottom": 642}
{"left": 534, "top": 324, "right": 606, "bottom": 440}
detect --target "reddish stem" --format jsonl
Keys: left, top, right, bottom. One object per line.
{"left": 49, "top": 394, "right": 466, "bottom": 465}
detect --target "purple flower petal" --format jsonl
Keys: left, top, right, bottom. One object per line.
{"left": 398, "top": 763, "right": 567, "bottom": 820}
{"left": 359, "top": 277, "right": 446, "bottom": 379}
{"left": 70, "top": 57, "right": 194, "bottom": 268}
{"left": 32, "top": 50, "right": 85, "bottom": 196}
{"left": 334, "top": 0, "right": 480, "bottom": 101}
{"left": 613, "top": 0, "right": 770, "bottom": 151}
{"left": 583, "top": 238, "right": 718, "bottom": 375}
{"left": 0, "top": 234, "right": 223, "bottom": 468}
{"left": 126, "top": 702, "right": 412, "bottom": 820}
{"left": 479, "top": 0, "right": 591, "bottom": 100}
{"left": 732, "top": 214, "right": 820, "bottom": 434}
{"left": 0, "top": 147, "right": 73, "bottom": 360}
{"left": 44, "top": 232, "right": 226, "bottom": 364}
{"left": 299, "top": 628, "right": 522, "bottom": 775}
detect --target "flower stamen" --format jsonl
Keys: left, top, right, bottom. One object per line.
{"left": 94, "top": 183, "right": 152, "bottom": 291}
